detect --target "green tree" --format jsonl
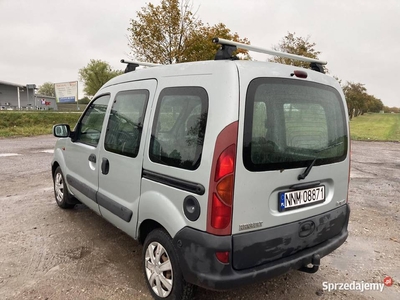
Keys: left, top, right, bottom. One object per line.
{"left": 269, "top": 32, "right": 322, "bottom": 69}
{"left": 127, "top": 0, "right": 249, "bottom": 64}
{"left": 383, "top": 106, "right": 400, "bottom": 113}
{"left": 365, "top": 95, "right": 384, "bottom": 113}
{"left": 78, "top": 60, "right": 123, "bottom": 97}
{"left": 128, "top": 0, "right": 200, "bottom": 64}
{"left": 183, "top": 22, "right": 250, "bottom": 62}
{"left": 343, "top": 82, "right": 384, "bottom": 118}
{"left": 78, "top": 96, "right": 91, "bottom": 104}
{"left": 343, "top": 82, "right": 367, "bottom": 118}
{"left": 37, "top": 82, "right": 55, "bottom": 97}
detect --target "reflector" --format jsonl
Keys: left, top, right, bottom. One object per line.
{"left": 215, "top": 251, "right": 230, "bottom": 264}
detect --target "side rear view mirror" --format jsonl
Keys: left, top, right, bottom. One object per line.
{"left": 53, "top": 124, "right": 71, "bottom": 138}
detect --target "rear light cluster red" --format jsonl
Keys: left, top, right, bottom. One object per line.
{"left": 215, "top": 251, "right": 230, "bottom": 264}
{"left": 212, "top": 144, "right": 235, "bottom": 229}
{"left": 207, "top": 122, "right": 238, "bottom": 236}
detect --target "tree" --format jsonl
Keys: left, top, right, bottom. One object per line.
{"left": 269, "top": 32, "right": 322, "bottom": 69}
{"left": 78, "top": 97, "right": 91, "bottom": 104}
{"left": 343, "top": 82, "right": 384, "bottom": 118}
{"left": 37, "top": 82, "right": 55, "bottom": 97}
{"left": 183, "top": 22, "right": 250, "bottom": 62}
{"left": 128, "top": 0, "right": 249, "bottom": 64}
{"left": 78, "top": 60, "right": 123, "bottom": 97}
{"left": 365, "top": 95, "right": 384, "bottom": 113}
{"left": 128, "top": 0, "right": 199, "bottom": 64}
{"left": 383, "top": 106, "right": 400, "bottom": 113}
{"left": 343, "top": 82, "right": 367, "bottom": 118}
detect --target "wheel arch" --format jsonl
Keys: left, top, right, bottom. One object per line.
{"left": 137, "top": 190, "right": 188, "bottom": 244}
{"left": 51, "top": 153, "right": 78, "bottom": 205}
{"left": 52, "top": 161, "right": 60, "bottom": 179}
{"left": 138, "top": 219, "right": 163, "bottom": 244}
{"left": 51, "top": 146, "right": 68, "bottom": 179}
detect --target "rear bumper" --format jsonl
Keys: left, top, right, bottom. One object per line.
{"left": 173, "top": 204, "right": 350, "bottom": 290}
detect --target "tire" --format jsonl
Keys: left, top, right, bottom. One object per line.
{"left": 53, "top": 166, "right": 75, "bottom": 209}
{"left": 143, "top": 229, "right": 194, "bottom": 300}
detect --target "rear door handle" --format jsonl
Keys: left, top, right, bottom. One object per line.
{"left": 88, "top": 154, "right": 96, "bottom": 163}
{"left": 101, "top": 158, "right": 110, "bottom": 175}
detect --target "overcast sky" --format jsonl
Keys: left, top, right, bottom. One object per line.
{"left": 1, "top": 0, "right": 399, "bottom": 107}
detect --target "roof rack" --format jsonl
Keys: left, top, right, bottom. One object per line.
{"left": 120, "top": 59, "right": 161, "bottom": 73}
{"left": 212, "top": 37, "right": 327, "bottom": 73}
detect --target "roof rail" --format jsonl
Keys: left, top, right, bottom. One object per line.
{"left": 120, "top": 59, "right": 161, "bottom": 73}
{"left": 212, "top": 37, "right": 327, "bottom": 73}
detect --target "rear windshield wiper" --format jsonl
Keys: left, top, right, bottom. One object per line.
{"left": 298, "top": 142, "right": 344, "bottom": 180}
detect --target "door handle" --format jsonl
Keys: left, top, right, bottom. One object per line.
{"left": 88, "top": 153, "right": 96, "bottom": 163}
{"left": 101, "top": 158, "right": 110, "bottom": 175}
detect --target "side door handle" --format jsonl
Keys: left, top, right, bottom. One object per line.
{"left": 101, "top": 158, "right": 110, "bottom": 175}
{"left": 88, "top": 153, "right": 96, "bottom": 163}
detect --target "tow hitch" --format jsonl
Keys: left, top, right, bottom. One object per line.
{"left": 299, "top": 254, "right": 320, "bottom": 273}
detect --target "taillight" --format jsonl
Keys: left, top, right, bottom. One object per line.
{"left": 207, "top": 122, "right": 238, "bottom": 235}
{"left": 216, "top": 174, "right": 234, "bottom": 204}
{"left": 211, "top": 193, "right": 231, "bottom": 229}
{"left": 215, "top": 145, "right": 235, "bottom": 181}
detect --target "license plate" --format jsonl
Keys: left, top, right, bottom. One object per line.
{"left": 278, "top": 186, "right": 325, "bottom": 212}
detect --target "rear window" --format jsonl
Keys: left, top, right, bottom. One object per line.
{"left": 243, "top": 78, "right": 347, "bottom": 171}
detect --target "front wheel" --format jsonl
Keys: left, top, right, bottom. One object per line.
{"left": 143, "top": 229, "right": 193, "bottom": 300}
{"left": 53, "top": 166, "right": 75, "bottom": 209}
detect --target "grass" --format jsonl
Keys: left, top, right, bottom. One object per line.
{"left": 0, "top": 111, "right": 81, "bottom": 137}
{"left": 350, "top": 113, "right": 400, "bottom": 141}
{"left": 1, "top": 111, "right": 399, "bottom": 141}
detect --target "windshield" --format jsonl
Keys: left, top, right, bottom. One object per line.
{"left": 243, "top": 78, "right": 348, "bottom": 171}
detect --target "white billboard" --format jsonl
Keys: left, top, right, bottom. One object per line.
{"left": 55, "top": 81, "right": 78, "bottom": 103}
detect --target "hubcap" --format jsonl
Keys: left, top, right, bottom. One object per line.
{"left": 145, "top": 242, "right": 173, "bottom": 298}
{"left": 54, "top": 172, "right": 64, "bottom": 203}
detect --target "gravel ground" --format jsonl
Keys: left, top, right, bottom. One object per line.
{"left": 0, "top": 135, "right": 399, "bottom": 300}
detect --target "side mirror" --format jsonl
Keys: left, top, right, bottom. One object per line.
{"left": 53, "top": 124, "right": 71, "bottom": 138}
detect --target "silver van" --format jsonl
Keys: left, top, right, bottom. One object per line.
{"left": 52, "top": 38, "right": 350, "bottom": 300}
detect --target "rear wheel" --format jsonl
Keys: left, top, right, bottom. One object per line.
{"left": 53, "top": 166, "right": 75, "bottom": 209}
{"left": 143, "top": 229, "right": 193, "bottom": 300}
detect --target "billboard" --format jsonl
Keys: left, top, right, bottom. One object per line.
{"left": 55, "top": 81, "right": 78, "bottom": 103}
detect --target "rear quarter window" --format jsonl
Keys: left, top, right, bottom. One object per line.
{"left": 243, "top": 78, "right": 347, "bottom": 171}
{"left": 149, "top": 87, "right": 208, "bottom": 170}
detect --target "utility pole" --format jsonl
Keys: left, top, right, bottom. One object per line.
{"left": 26, "top": 84, "right": 36, "bottom": 109}
{"left": 17, "top": 87, "right": 21, "bottom": 110}
{"left": 26, "top": 86, "right": 29, "bottom": 109}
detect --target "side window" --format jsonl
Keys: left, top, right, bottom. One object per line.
{"left": 104, "top": 90, "right": 149, "bottom": 158}
{"left": 149, "top": 87, "right": 208, "bottom": 170}
{"left": 75, "top": 95, "right": 110, "bottom": 147}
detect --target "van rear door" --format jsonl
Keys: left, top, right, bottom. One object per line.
{"left": 233, "top": 76, "right": 349, "bottom": 235}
